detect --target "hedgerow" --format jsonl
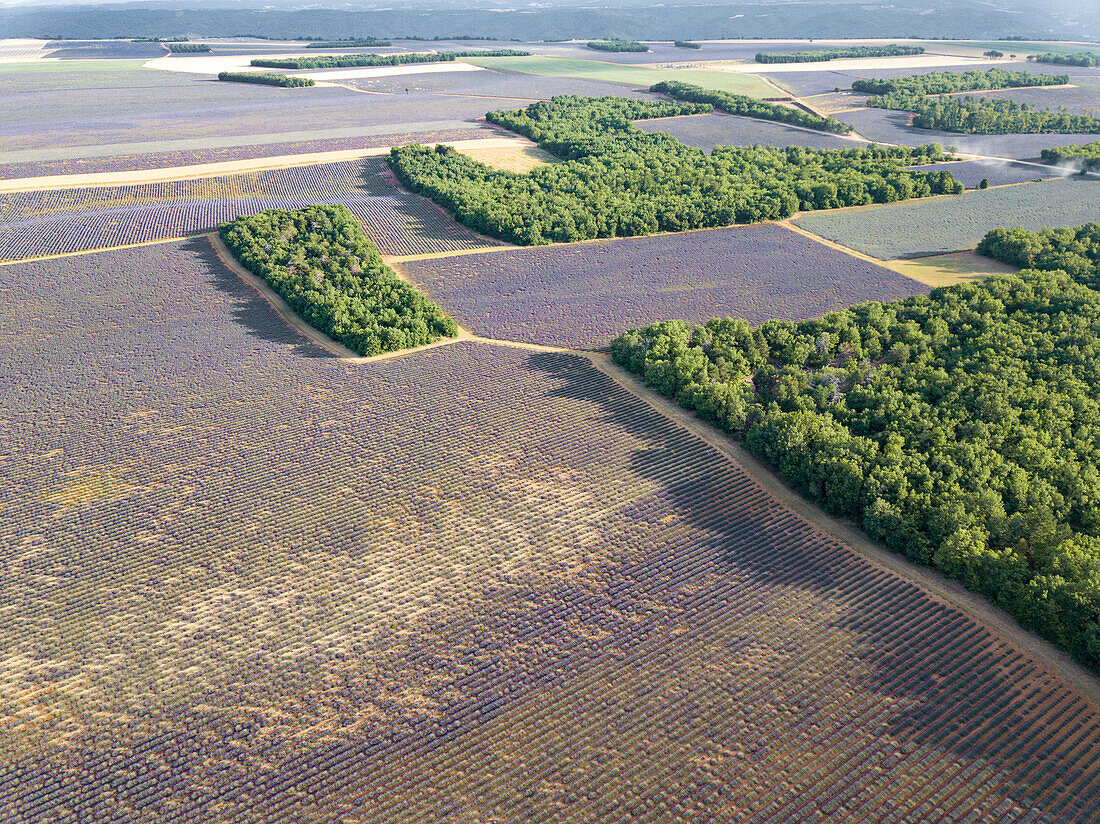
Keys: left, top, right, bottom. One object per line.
{"left": 650, "top": 80, "right": 852, "bottom": 134}
{"left": 217, "top": 71, "right": 314, "bottom": 87}
{"left": 586, "top": 40, "right": 648, "bottom": 53}
{"left": 755, "top": 44, "right": 923, "bottom": 63}
{"left": 250, "top": 49, "right": 528, "bottom": 70}
{"left": 389, "top": 95, "right": 961, "bottom": 246}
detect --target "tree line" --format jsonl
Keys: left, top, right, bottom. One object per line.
{"left": 673, "top": 41, "right": 701, "bottom": 50}
{"left": 251, "top": 49, "right": 528, "bottom": 70}
{"left": 977, "top": 222, "right": 1100, "bottom": 287}
{"left": 755, "top": 44, "right": 924, "bottom": 64}
{"left": 388, "top": 95, "right": 961, "bottom": 246}
{"left": 219, "top": 204, "right": 457, "bottom": 356}
{"left": 611, "top": 229, "right": 1100, "bottom": 672}
{"left": 217, "top": 71, "right": 315, "bottom": 87}
{"left": 1040, "top": 140, "right": 1100, "bottom": 171}
{"left": 651, "top": 80, "right": 853, "bottom": 134}
{"left": 587, "top": 40, "right": 649, "bottom": 53}
{"left": 906, "top": 96, "right": 1100, "bottom": 134}
{"left": 306, "top": 38, "right": 391, "bottom": 48}
{"left": 1032, "top": 52, "right": 1100, "bottom": 68}
{"left": 851, "top": 67, "right": 1066, "bottom": 96}
{"left": 850, "top": 68, "right": 1100, "bottom": 134}
{"left": 166, "top": 43, "right": 210, "bottom": 53}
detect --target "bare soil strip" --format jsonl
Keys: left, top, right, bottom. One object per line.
{"left": 0, "top": 137, "right": 533, "bottom": 193}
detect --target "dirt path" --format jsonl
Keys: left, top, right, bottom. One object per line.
{"left": 583, "top": 352, "right": 1100, "bottom": 708}
{"left": 0, "top": 137, "right": 534, "bottom": 193}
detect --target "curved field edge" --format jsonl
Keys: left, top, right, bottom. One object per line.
{"left": 4, "top": 241, "right": 1100, "bottom": 821}
{"left": 591, "top": 353, "right": 1100, "bottom": 708}
{"left": 610, "top": 270, "right": 1100, "bottom": 677}
{"left": 218, "top": 204, "right": 459, "bottom": 357}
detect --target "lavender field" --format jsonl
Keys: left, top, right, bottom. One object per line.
{"left": 0, "top": 159, "right": 498, "bottom": 260}
{"left": 397, "top": 224, "right": 928, "bottom": 348}
{"left": 905, "top": 158, "right": 1060, "bottom": 188}
{"left": 0, "top": 76, "right": 495, "bottom": 156}
{"left": 0, "top": 126, "right": 491, "bottom": 181}
{"left": 634, "top": 112, "right": 858, "bottom": 151}
{"left": 2, "top": 240, "right": 1099, "bottom": 823}
{"left": 795, "top": 175, "right": 1100, "bottom": 258}
{"left": 835, "top": 107, "right": 1100, "bottom": 159}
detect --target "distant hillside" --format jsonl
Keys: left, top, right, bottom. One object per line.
{"left": 1, "top": 0, "right": 1097, "bottom": 42}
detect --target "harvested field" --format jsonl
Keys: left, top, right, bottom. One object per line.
{"left": 395, "top": 224, "right": 928, "bottom": 349}
{"left": 835, "top": 107, "right": 1100, "bottom": 159}
{"left": 455, "top": 142, "right": 557, "bottom": 172}
{"left": 794, "top": 176, "right": 1100, "bottom": 259}
{"left": 904, "top": 159, "right": 1061, "bottom": 188}
{"left": 0, "top": 158, "right": 497, "bottom": 260}
{"left": 2, "top": 240, "right": 1099, "bottom": 823}
{"left": 293, "top": 63, "right": 486, "bottom": 82}
{"left": 634, "top": 112, "right": 859, "bottom": 151}
{"left": 0, "top": 127, "right": 492, "bottom": 180}
{"left": 338, "top": 69, "right": 653, "bottom": 100}
{"left": 0, "top": 71, "right": 493, "bottom": 156}
{"left": 883, "top": 250, "right": 1019, "bottom": 288}
{"left": 0, "top": 39, "right": 49, "bottom": 63}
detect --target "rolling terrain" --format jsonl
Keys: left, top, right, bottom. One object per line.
{"left": 2, "top": 36, "right": 1099, "bottom": 823}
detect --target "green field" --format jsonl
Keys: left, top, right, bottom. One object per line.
{"left": 463, "top": 55, "right": 777, "bottom": 98}
{"left": 0, "top": 59, "right": 150, "bottom": 74}
{"left": 794, "top": 176, "right": 1100, "bottom": 259}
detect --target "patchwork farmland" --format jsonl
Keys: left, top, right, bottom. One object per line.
{"left": 395, "top": 225, "right": 928, "bottom": 348}
{"left": 2, "top": 33, "right": 1099, "bottom": 824}
{"left": 0, "top": 159, "right": 499, "bottom": 260}
{"left": 3, "top": 241, "right": 1100, "bottom": 823}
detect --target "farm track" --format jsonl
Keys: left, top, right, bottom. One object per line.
{"left": 0, "top": 137, "right": 530, "bottom": 193}
{"left": 212, "top": 229, "right": 1100, "bottom": 713}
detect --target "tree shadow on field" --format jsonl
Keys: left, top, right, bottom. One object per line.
{"left": 519, "top": 349, "right": 1100, "bottom": 822}
{"left": 188, "top": 235, "right": 335, "bottom": 359}
{"left": 18, "top": 348, "right": 1099, "bottom": 823}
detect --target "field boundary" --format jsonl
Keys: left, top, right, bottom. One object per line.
{"left": 218, "top": 224, "right": 1100, "bottom": 707}
{"left": 0, "top": 234, "right": 198, "bottom": 267}
{"left": 584, "top": 352, "right": 1100, "bottom": 707}
{"left": 0, "top": 137, "right": 534, "bottom": 192}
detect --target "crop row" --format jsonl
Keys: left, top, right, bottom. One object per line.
{"left": 0, "top": 160, "right": 495, "bottom": 260}
{"left": 0, "top": 129, "right": 489, "bottom": 181}
{"left": 793, "top": 175, "right": 1100, "bottom": 259}
{"left": 1, "top": 242, "right": 1098, "bottom": 822}
{"left": 396, "top": 224, "right": 928, "bottom": 349}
